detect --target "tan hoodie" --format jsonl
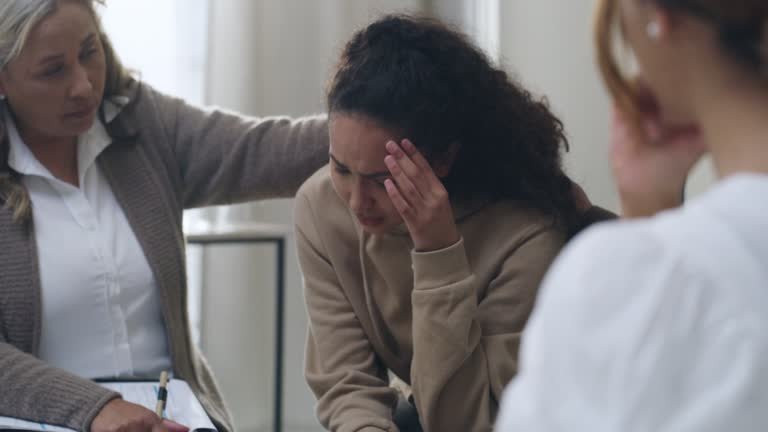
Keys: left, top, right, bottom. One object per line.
{"left": 295, "top": 166, "right": 566, "bottom": 432}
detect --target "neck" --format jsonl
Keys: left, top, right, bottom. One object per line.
{"left": 17, "top": 122, "right": 79, "bottom": 187}
{"left": 695, "top": 74, "right": 768, "bottom": 179}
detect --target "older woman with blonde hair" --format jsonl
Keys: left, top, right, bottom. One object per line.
{"left": 0, "top": 1, "right": 327, "bottom": 431}
{"left": 497, "top": 0, "right": 768, "bottom": 430}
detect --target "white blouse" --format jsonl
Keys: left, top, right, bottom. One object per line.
{"left": 496, "top": 174, "right": 768, "bottom": 432}
{"left": 6, "top": 104, "right": 172, "bottom": 379}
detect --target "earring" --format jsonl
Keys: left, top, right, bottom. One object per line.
{"left": 646, "top": 20, "right": 661, "bottom": 40}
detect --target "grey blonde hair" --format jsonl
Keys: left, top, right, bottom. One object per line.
{"left": 0, "top": 0, "right": 131, "bottom": 224}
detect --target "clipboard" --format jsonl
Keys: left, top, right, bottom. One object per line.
{"left": 0, "top": 379, "right": 216, "bottom": 432}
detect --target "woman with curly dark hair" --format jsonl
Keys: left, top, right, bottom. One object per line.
{"left": 294, "top": 14, "right": 582, "bottom": 432}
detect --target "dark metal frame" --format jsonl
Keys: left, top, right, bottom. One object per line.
{"left": 186, "top": 233, "right": 286, "bottom": 432}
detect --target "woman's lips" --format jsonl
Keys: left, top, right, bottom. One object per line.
{"left": 64, "top": 105, "right": 96, "bottom": 120}
{"left": 357, "top": 215, "right": 384, "bottom": 227}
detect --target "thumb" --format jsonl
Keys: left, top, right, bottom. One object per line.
{"left": 162, "top": 419, "right": 190, "bottom": 432}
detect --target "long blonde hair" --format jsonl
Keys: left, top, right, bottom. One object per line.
{"left": 0, "top": 0, "right": 131, "bottom": 223}
{"left": 595, "top": 0, "right": 768, "bottom": 116}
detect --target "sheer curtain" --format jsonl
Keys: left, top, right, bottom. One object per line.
{"left": 100, "top": 0, "right": 208, "bottom": 103}
{"left": 427, "top": 0, "right": 500, "bottom": 62}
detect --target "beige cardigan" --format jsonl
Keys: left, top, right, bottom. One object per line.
{"left": 295, "top": 167, "right": 567, "bottom": 432}
{"left": 0, "top": 80, "right": 328, "bottom": 432}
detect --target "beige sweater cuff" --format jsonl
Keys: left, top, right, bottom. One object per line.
{"left": 411, "top": 237, "right": 471, "bottom": 291}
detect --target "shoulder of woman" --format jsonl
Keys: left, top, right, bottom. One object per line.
{"left": 296, "top": 165, "right": 334, "bottom": 207}
{"left": 459, "top": 199, "right": 564, "bottom": 243}
{"left": 534, "top": 218, "right": 694, "bottom": 322}
{"left": 295, "top": 165, "right": 349, "bottom": 230}
{"left": 111, "top": 80, "right": 184, "bottom": 122}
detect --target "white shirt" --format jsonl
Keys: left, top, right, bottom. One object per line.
{"left": 496, "top": 174, "right": 768, "bottom": 432}
{"left": 6, "top": 104, "right": 172, "bottom": 379}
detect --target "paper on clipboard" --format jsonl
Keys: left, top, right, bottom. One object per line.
{"left": 101, "top": 380, "right": 216, "bottom": 431}
{"left": 0, "top": 379, "right": 216, "bottom": 432}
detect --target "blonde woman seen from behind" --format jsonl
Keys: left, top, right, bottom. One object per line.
{"left": 496, "top": 1, "right": 768, "bottom": 431}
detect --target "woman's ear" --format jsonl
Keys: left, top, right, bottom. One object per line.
{"left": 433, "top": 142, "right": 461, "bottom": 178}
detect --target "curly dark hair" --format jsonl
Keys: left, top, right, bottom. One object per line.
{"left": 327, "top": 14, "right": 581, "bottom": 233}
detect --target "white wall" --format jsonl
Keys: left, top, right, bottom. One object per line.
{"left": 497, "top": 1, "right": 618, "bottom": 210}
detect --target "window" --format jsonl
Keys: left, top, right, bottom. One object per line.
{"left": 99, "top": 0, "right": 209, "bottom": 104}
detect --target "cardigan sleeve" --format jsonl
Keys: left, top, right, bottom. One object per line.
{"left": 0, "top": 209, "right": 120, "bottom": 432}
{"left": 0, "top": 339, "right": 120, "bottom": 432}
{"left": 144, "top": 84, "right": 329, "bottom": 208}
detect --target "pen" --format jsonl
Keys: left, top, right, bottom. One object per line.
{"left": 155, "top": 370, "right": 169, "bottom": 418}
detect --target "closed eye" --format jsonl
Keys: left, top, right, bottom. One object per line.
{"left": 41, "top": 64, "right": 64, "bottom": 78}
{"left": 80, "top": 48, "right": 98, "bottom": 61}
{"left": 330, "top": 154, "right": 351, "bottom": 175}
{"left": 333, "top": 166, "right": 350, "bottom": 176}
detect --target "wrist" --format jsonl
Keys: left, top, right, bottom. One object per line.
{"left": 411, "top": 237, "right": 470, "bottom": 290}
{"left": 85, "top": 392, "right": 122, "bottom": 432}
{"left": 619, "top": 188, "right": 682, "bottom": 218}
{"left": 412, "top": 230, "right": 460, "bottom": 253}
